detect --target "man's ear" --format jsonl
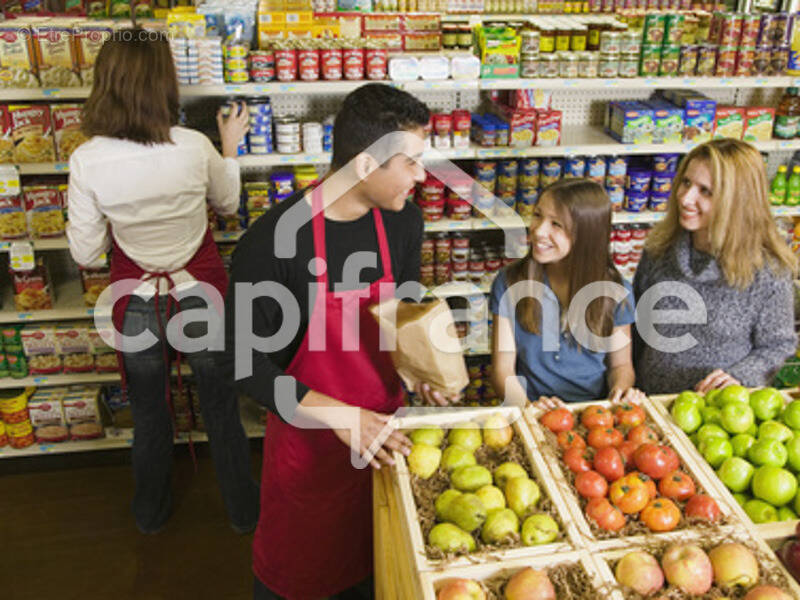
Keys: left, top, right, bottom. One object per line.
{"left": 353, "top": 152, "right": 379, "bottom": 181}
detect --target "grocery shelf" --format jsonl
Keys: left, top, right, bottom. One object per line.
{"left": 0, "top": 231, "right": 245, "bottom": 252}
{"left": 0, "top": 278, "right": 94, "bottom": 324}
{"left": 0, "top": 86, "right": 92, "bottom": 100}
{"left": 480, "top": 75, "right": 800, "bottom": 91}
{"left": 0, "top": 371, "right": 121, "bottom": 389}
{"left": 17, "top": 162, "right": 69, "bottom": 175}
{"left": 237, "top": 152, "right": 332, "bottom": 167}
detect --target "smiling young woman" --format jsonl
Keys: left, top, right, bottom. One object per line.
{"left": 633, "top": 139, "right": 798, "bottom": 395}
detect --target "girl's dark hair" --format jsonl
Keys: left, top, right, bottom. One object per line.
{"left": 82, "top": 28, "right": 179, "bottom": 144}
{"left": 504, "top": 178, "right": 623, "bottom": 337}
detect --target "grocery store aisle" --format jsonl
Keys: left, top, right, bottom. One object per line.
{"left": 0, "top": 443, "right": 262, "bottom": 600}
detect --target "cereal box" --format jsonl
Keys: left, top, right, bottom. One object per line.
{"left": 743, "top": 107, "right": 776, "bottom": 143}
{"left": 0, "top": 24, "right": 39, "bottom": 89}
{"left": 0, "top": 194, "right": 26, "bottom": 240}
{"left": 9, "top": 104, "right": 55, "bottom": 164}
{"left": 713, "top": 106, "right": 745, "bottom": 140}
{"left": 51, "top": 104, "right": 88, "bottom": 162}
{"left": 72, "top": 23, "right": 113, "bottom": 85}
{"left": 24, "top": 184, "right": 65, "bottom": 238}
{"left": 31, "top": 23, "right": 81, "bottom": 87}
{"left": 535, "top": 110, "right": 562, "bottom": 147}
{"left": 645, "top": 100, "right": 685, "bottom": 144}
{"left": 606, "top": 101, "right": 654, "bottom": 144}
{"left": 11, "top": 258, "right": 54, "bottom": 311}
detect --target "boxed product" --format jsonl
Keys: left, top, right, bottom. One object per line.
{"left": 11, "top": 258, "right": 54, "bottom": 311}
{"left": 24, "top": 184, "right": 65, "bottom": 238}
{"left": 56, "top": 323, "right": 94, "bottom": 374}
{"left": 0, "top": 24, "right": 39, "bottom": 89}
{"left": 72, "top": 23, "right": 114, "bottom": 85}
{"left": 605, "top": 101, "right": 654, "bottom": 145}
{"left": 21, "top": 324, "right": 60, "bottom": 374}
{"left": 62, "top": 385, "right": 105, "bottom": 440}
{"left": 0, "top": 194, "right": 26, "bottom": 240}
{"left": 31, "top": 22, "right": 81, "bottom": 87}
{"left": 713, "top": 106, "right": 746, "bottom": 139}
{"left": 0, "top": 106, "right": 13, "bottom": 163}
{"left": 743, "top": 107, "right": 776, "bottom": 142}
{"left": 80, "top": 265, "right": 111, "bottom": 306}
{"left": 536, "top": 110, "right": 562, "bottom": 147}
{"left": 104, "top": 385, "right": 132, "bottom": 428}
{"left": 51, "top": 104, "right": 88, "bottom": 162}
{"left": 27, "top": 388, "right": 68, "bottom": 443}
{"left": 644, "top": 100, "right": 684, "bottom": 144}
{"left": 9, "top": 104, "right": 55, "bottom": 164}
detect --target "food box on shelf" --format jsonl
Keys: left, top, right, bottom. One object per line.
{"left": 388, "top": 406, "right": 582, "bottom": 582}
{"left": 595, "top": 525, "right": 800, "bottom": 598}
{"left": 525, "top": 399, "right": 745, "bottom": 552}
{"left": 419, "top": 549, "right": 622, "bottom": 600}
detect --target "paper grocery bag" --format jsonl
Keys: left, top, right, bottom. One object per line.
{"left": 370, "top": 298, "right": 469, "bottom": 396}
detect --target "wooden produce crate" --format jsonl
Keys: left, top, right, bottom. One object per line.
{"left": 595, "top": 525, "right": 800, "bottom": 599}
{"left": 419, "top": 549, "right": 623, "bottom": 600}
{"left": 525, "top": 399, "right": 745, "bottom": 552}
{"left": 389, "top": 406, "right": 583, "bottom": 583}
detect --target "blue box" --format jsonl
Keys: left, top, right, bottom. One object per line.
{"left": 644, "top": 100, "right": 685, "bottom": 144}
{"left": 605, "top": 101, "right": 654, "bottom": 145}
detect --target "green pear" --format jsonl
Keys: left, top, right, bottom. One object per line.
{"left": 483, "top": 415, "right": 513, "bottom": 450}
{"left": 448, "top": 422, "right": 482, "bottom": 452}
{"left": 493, "top": 462, "right": 528, "bottom": 489}
{"left": 475, "top": 485, "right": 506, "bottom": 512}
{"left": 409, "top": 427, "right": 444, "bottom": 447}
{"left": 451, "top": 465, "right": 493, "bottom": 492}
{"left": 441, "top": 445, "right": 477, "bottom": 473}
{"left": 521, "top": 513, "right": 559, "bottom": 546}
{"left": 434, "top": 489, "right": 462, "bottom": 522}
{"left": 407, "top": 443, "right": 441, "bottom": 479}
{"left": 481, "top": 508, "right": 519, "bottom": 544}
{"left": 428, "top": 523, "right": 476, "bottom": 553}
{"left": 505, "top": 477, "right": 540, "bottom": 518}
{"left": 447, "top": 493, "right": 487, "bottom": 532}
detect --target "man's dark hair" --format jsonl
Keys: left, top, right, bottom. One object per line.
{"left": 331, "top": 83, "right": 430, "bottom": 169}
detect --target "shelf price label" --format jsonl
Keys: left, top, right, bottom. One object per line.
{"left": 33, "top": 376, "right": 47, "bottom": 384}
{"left": 55, "top": 163, "right": 68, "bottom": 172}
{"left": 9, "top": 241, "right": 34, "bottom": 271}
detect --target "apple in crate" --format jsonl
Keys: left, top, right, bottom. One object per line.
{"left": 778, "top": 521, "right": 800, "bottom": 584}
{"left": 615, "top": 550, "right": 664, "bottom": 595}
{"left": 743, "top": 586, "right": 794, "bottom": 600}
{"left": 661, "top": 543, "right": 713, "bottom": 595}
{"left": 437, "top": 578, "right": 486, "bottom": 600}
{"left": 504, "top": 567, "right": 555, "bottom": 600}
{"left": 708, "top": 543, "right": 759, "bottom": 587}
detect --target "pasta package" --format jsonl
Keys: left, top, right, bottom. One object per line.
{"left": 31, "top": 23, "right": 81, "bottom": 87}
{"left": 0, "top": 194, "right": 26, "bottom": 240}
{"left": 11, "top": 258, "right": 54, "bottom": 311}
{"left": 51, "top": 104, "right": 87, "bottom": 162}
{"left": 9, "top": 104, "right": 56, "bottom": 163}
{"left": 55, "top": 323, "right": 90, "bottom": 354}
{"left": 0, "top": 24, "right": 39, "bottom": 89}
{"left": 24, "top": 184, "right": 64, "bottom": 238}
{"left": 73, "top": 23, "right": 113, "bottom": 86}
{"left": 80, "top": 265, "right": 110, "bottom": 306}
{"left": 0, "top": 106, "right": 13, "bottom": 164}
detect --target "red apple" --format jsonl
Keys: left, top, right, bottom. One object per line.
{"left": 437, "top": 578, "right": 486, "bottom": 600}
{"left": 615, "top": 550, "right": 664, "bottom": 595}
{"left": 504, "top": 567, "right": 555, "bottom": 600}
{"left": 743, "top": 585, "right": 793, "bottom": 600}
{"left": 684, "top": 494, "right": 721, "bottom": 522}
{"left": 778, "top": 539, "right": 800, "bottom": 583}
{"left": 708, "top": 543, "right": 759, "bottom": 588}
{"left": 661, "top": 543, "right": 713, "bottom": 595}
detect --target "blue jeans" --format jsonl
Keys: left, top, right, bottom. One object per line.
{"left": 122, "top": 294, "right": 259, "bottom": 533}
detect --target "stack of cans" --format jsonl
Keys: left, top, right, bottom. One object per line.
{"left": 197, "top": 38, "right": 224, "bottom": 85}
{"left": 224, "top": 42, "right": 249, "bottom": 84}
{"left": 322, "top": 117, "right": 334, "bottom": 153}
{"left": 248, "top": 100, "right": 273, "bottom": 155}
{"left": 170, "top": 38, "right": 199, "bottom": 86}
{"left": 302, "top": 122, "right": 323, "bottom": 154}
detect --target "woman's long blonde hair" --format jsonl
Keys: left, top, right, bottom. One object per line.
{"left": 645, "top": 139, "right": 797, "bottom": 287}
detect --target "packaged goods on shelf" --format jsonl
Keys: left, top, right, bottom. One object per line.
{"left": 51, "top": 104, "right": 88, "bottom": 162}
{"left": 743, "top": 106, "right": 776, "bottom": 143}
{"left": 28, "top": 386, "right": 68, "bottom": 443}
{"left": 1, "top": 325, "right": 27, "bottom": 379}
{"left": 23, "top": 183, "right": 65, "bottom": 239}
{"left": 10, "top": 257, "right": 54, "bottom": 311}
{"left": 0, "top": 194, "right": 26, "bottom": 240}
{"left": 606, "top": 101, "right": 654, "bottom": 144}
{"left": 611, "top": 223, "right": 651, "bottom": 280}
{"left": 0, "top": 23, "right": 39, "bottom": 89}
{"left": 31, "top": 20, "right": 82, "bottom": 87}
{"left": 0, "top": 388, "right": 33, "bottom": 449}
{"left": 9, "top": 104, "right": 55, "bottom": 164}
{"left": 62, "top": 384, "right": 104, "bottom": 440}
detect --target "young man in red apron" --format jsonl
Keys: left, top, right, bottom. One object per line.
{"left": 219, "top": 84, "right": 455, "bottom": 599}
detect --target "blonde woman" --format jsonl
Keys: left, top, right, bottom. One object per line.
{"left": 633, "top": 139, "right": 797, "bottom": 394}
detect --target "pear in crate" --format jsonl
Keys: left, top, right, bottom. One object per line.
{"left": 442, "top": 445, "right": 477, "bottom": 473}
{"left": 447, "top": 493, "right": 487, "bottom": 532}
{"left": 482, "top": 415, "right": 513, "bottom": 450}
{"left": 437, "top": 578, "right": 486, "bottom": 600}
{"left": 409, "top": 426, "right": 444, "bottom": 447}
{"left": 407, "top": 443, "right": 442, "bottom": 479}
{"left": 481, "top": 508, "right": 519, "bottom": 544}
{"left": 435, "top": 489, "right": 463, "bottom": 522}
{"left": 428, "top": 522, "right": 476, "bottom": 553}
{"left": 504, "top": 568, "right": 555, "bottom": 600}
{"left": 475, "top": 485, "right": 506, "bottom": 511}
{"left": 448, "top": 422, "right": 482, "bottom": 452}
{"left": 451, "top": 465, "right": 492, "bottom": 492}
{"left": 505, "top": 477, "right": 540, "bottom": 518}
{"left": 520, "top": 513, "right": 559, "bottom": 546}
{"left": 493, "top": 462, "right": 528, "bottom": 489}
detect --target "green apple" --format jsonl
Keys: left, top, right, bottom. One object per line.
{"left": 689, "top": 434, "right": 699, "bottom": 447}
{"left": 701, "top": 406, "right": 723, "bottom": 427}
{"left": 720, "top": 403, "right": 755, "bottom": 434}
{"left": 752, "top": 465, "right": 798, "bottom": 506}
{"left": 732, "top": 492, "right": 750, "bottom": 507}
{"left": 700, "top": 437, "right": 733, "bottom": 468}
{"left": 745, "top": 423, "right": 758, "bottom": 436}
{"left": 705, "top": 388, "right": 723, "bottom": 407}
{"left": 676, "top": 390, "right": 705, "bottom": 410}
{"left": 744, "top": 499, "right": 779, "bottom": 523}
{"left": 759, "top": 420, "right": 794, "bottom": 443}
{"left": 778, "top": 506, "right": 798, "bottom": 521}
{"left": 731, "top": 434, "right": 756, "bottom": 458}
{"left": 786, "top": 435, "right": 800, "bottom": 472}
{"left": 783, "top": 401, "right": 800, "bottom": 430}
{"left": 750, "top": 388, "right": 785, "bottom": 422}
{"left": 748, "top": 438, "right": 789, "bottom": 468}
{"left": 717, "top": 457, "right": 755, "bottom": 493}
{"left": 718, "top": 385, "right": 750, "bottom": 406}
{"left": 794, "top": 488, "right": 800, "bottom": 515}
{"left": 671, "top": 401, "right": 703, "bottom": 433}
{"left": 697, "top": 424, "right": 729, "bottom": 446}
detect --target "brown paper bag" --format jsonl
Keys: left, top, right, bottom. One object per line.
{"left": 370, "top": 298, "right": 469, "bottom": 396}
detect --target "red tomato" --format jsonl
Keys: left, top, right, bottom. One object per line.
{"left": 617, "top": 440, "right": 639, "bottom": 465}
{"left": 593, "top": 447, "right": 625, "bottom": 482}
{"left": 626, "top": 471, "right": 657, "bottom": 500}
{"left": 581, "top": 405, "right": 614, "bottom": 429}
{"left": 627, "top": 425, "right": 659, "bottom": 447}
{"left": 640, "top": 498, "right": 681, "bottom": 532}
{"left": 585, "top": 497, "right": 626, "bottom": 532}
{"left": 684, "top": 494, "right": 721, "bottom": 522}
{"left": 575, "top": 470, "right": 608, "bottom": 499}
{"left": 613, "top": 403, "right": 646, "bottom": 428}
{"left": 587, "top": 427, "right": 624, "bottom": 449}
{"left": 658, "top": 470, "right": 696, "bottom": 501}
{"left": 540, "top": 408, "right": 574, "bottom": 433}
{"left": 608, "top": 477, "right": 650, "bottom": 514}
{"left": 633, "top": 443, "right": 678, "bottom": 480}
{"left": 557, "top": 430, "right": 586, "bottom": 451}
{"left": 563, "top": 447, "right": 592, "bottom": 473}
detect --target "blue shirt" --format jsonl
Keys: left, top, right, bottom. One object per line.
{"left": 489, "top": 271, "right": 636, "bottom": 402}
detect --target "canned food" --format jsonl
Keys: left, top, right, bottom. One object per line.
{"left": 225, "top": 58, "right": 248, "bottom": 71}
{"left": 298, "top": 49, "right": 320, "bottom": 81}
{"left": 653, "top": 154, "right": 679, "bottom": 173}
{"left": 665, "top": 14, "right": 685, "bottom": 45}
{"left": 651, "top": 171, "right": 674, "bottom": 194}
{"left": 606, "top": 184, "right": 624, "bottom": 211}
{"left": 643, "top": 14, "right": 666, "bottom": 45}
{"left": 619, "top": 53, "right": 639, "bottom": 78}
{"left": 624, "top": 192, "right": 648, "bottom": 212}
{"left": 366, "top": 48, "right": 388, "bottom": 80}
{"left": 695, "top": 44, "right": 717, "bottom": 76}
{"left": 521, "top": 30, "right": 540, "bottom": 53}
{"left": 540, "top": 54, "right": 559, "bottom": 78}
{"left": 606, "top": 155, "right": 628, "bottom": 183}
{"left": 343, "top": 47, "right": 365, "bottom": 80}
{"left": 419, "top": 264, "right": 434, "bottom": 287}
{"left": 599, "top": 31, "right": 622, "bottom": 54}
{"left": 277, "top": 133, "right": 301, "bottom": 145}
{"left": 620, "top": 31, "right": 641, "bottom": 55}
{"left": 678, "top": 45, "right": 699, "bottom": 75}
{"left": 659, "top": 44, "right": 680, "bottom": 76}
{"left": 249, "top": 135, "right": 270, "bottom": 145}
{"left": 559, "top": 52, "right": 579, "bottom": 78}
{"left": 587, "top": 156, "right": 606, "bottom": 182}
{"left": 250, "top": 68, "right": 275, "bottom": 82}
{"left": 639, "top": 45, "right": 661, "bottom": 76}
{"left": 521, "top": 53, "right": 539, "bottom": 78}
{"left": 753, "top": 45, "right": 772, "bottom": 75}
{"left": 434, "top": 263, "right": 451, "bottom": 285}
{"left": 718, "top": 12, "right": 744, "bottom": 46}
{"left": 741, "top": 14, "right": 761, "bottom": 47}
{"left": 735, "top": 47, "right": 755, "bottom": 77}
{"left": 715, "top": 45, "right": 737, "bottom": 77}
{"left": 435, "top": 233, "right": 451, "bottom": 263}
{"left": 321, "top": 48, "right": 343, "bottom": 80}
{"left": 421, "top": 238, "right": 435, "bottom": 264}
{"left": 249, "top": 144, "right": 272, "bottom": 155}
{"left": 275, "top": 117, "right": 300, "bottom": 135}
{"left": 275, "top": 49, "right": 297, "bottom": 81}
{"left": 565, "top": 156, "right": 586, "bottom": 178}
{"left": 225, "top": 70, "right": 249, "bottom": 83}
{"left": 599, "top": 53, "right": 620, "bottom": 78}
{"left": 434, "top": 113, "right": 452, "bottom": 136}
{"left": 626, "top": 169, "right": 651, "bottom": 194}
{"left": 649, "top": 192, "right": 670, "bottom": 211}
{"left": 475, "top": 161, "right": 497, "bottom": 191}
{"left": 540, "top": 158, "right": 562, "bottom": 188}
{"left": 578, "top": 51, "right": 599, "bottom": 78}
{"left": 771, "top": 46, "right": 789, "bottom": 75}
{"left": 759, "top": 13, "right": 790, "bottom": 47}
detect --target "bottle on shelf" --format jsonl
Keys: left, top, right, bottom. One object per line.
{"left": 775, "top": 88, "right": 800, "bottom": 140}
{"left": 771, "top": 165, "right": 788, "bottom": 205}
{"left": 787, "top": 165, "right": 800, "bottom": 207}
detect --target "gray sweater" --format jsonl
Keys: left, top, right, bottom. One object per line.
{"left": 633, "top": 232, "right": 796, "bottom": 394}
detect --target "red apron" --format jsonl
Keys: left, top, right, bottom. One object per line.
{"left": 253, "top": 187, "right": 404, "bottom": 599}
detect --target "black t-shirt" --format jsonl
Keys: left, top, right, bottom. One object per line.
{"left": 217, "top": 190, "right": 424, "bottom": 415}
